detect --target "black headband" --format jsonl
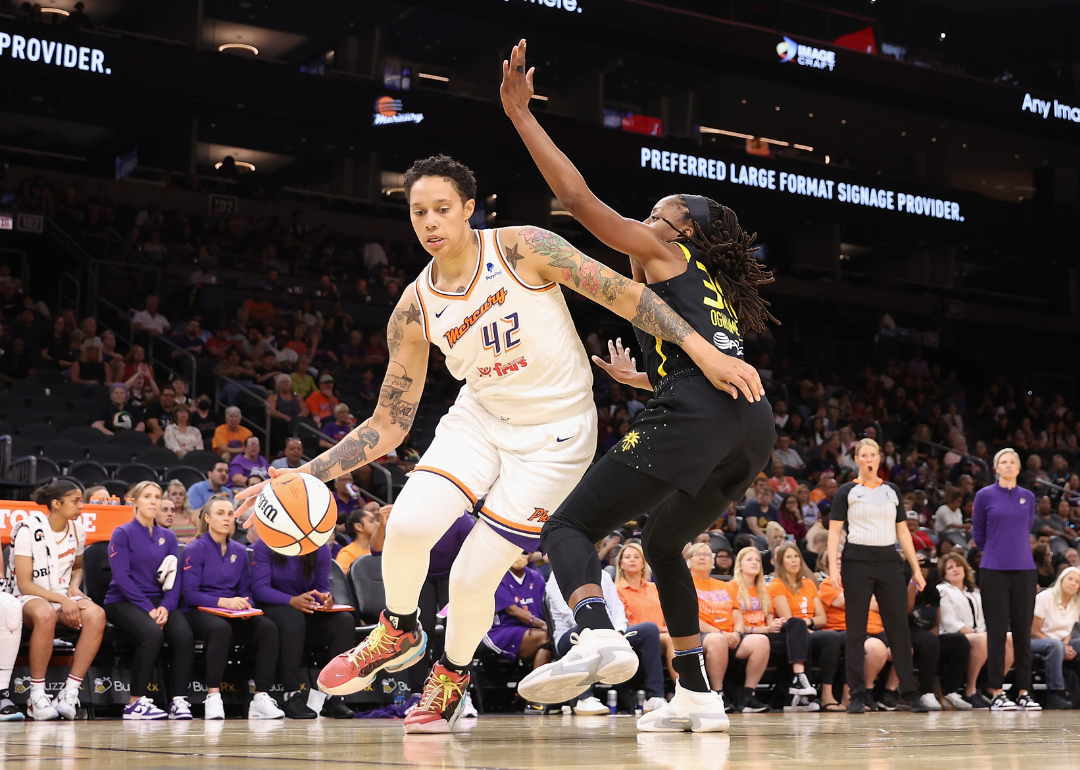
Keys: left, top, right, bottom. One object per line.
{"left": 682, "top": 195, "right": 712, "bottom": 234}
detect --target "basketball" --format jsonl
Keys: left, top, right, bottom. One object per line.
{"left": 253, "top": 473, "right": 338, "bottom": 556}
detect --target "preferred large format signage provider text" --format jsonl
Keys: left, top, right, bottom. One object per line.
{"left": 0, "top": 32, "right": 112, "bottom": 74}
{"left": 639, "top": 147, "right": 964, "bottom": 223}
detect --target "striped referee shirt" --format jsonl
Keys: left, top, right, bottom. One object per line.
{"left": 831, "top": 480, "right": 904, "bottom": 546}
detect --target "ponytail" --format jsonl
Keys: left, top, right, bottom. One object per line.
{"left": 670, "top": 196, "right": 779, "bottom": 333}
{"left": 33, "top": 479, "right": 82, "bottom": 511}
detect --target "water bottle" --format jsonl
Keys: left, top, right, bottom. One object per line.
{"left": 635, "top": 690, "right": 646, "bottom": 717}
{"left": 606, "top": 689, "right": 618, "bottom": 715}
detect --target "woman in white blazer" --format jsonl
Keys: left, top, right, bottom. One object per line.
{"left": 938, "top": 552, "right": 1012, "bottom": 708}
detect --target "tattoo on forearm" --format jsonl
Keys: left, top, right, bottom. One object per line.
{"left": 379, "top": 364, "right": 418, "bottom": 432}
{"left": 309, "top": 425, "right": 380, "bottom": 480}
{"left": 631, "top": 288, "right": 693, "bottom": 345}
{"left": 520, "top": 226, "right": 633, "bottom": 305}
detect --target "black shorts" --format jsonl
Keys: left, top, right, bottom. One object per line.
{"left": 606, "top": 370, "right": 775, "bottom": 496}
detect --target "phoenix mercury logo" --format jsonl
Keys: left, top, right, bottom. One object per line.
{"left": 373, "top": 96, "right": 424, "bottom": 126}
{"left": 444, "top": 288, "right": 508, "bottom": 347}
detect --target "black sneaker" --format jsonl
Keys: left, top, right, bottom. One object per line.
{"left": 320, "top": 695, "right": 355, "bottom": 719}
{"left": 902, "top": 693, "right": 930, "bottom": 713}
{"left": 789, "top": 672, "right": 816, "bottom": 696}
{"left": 1015, "top": 692, "right": 1042, "bottom": 711}
{"left": 989, "top": 691, "right": 1018, "bottom": 711}
{"left": 846, "top": 694, "right": 867, "bottom": 713}
{"left": 876, "top": 689, "right": 900, "bottom": 711}
{"left": 282, "top": 693, "right": 317, "bottom": 719}
{"left": 0, "top": 691, "right": 24, "bottom": 722}
{"left": 737, "top": 692, "right": 770, "bottom": 713}
{"left": 964, "top": 692, "right": 990, "bottom": 709}
{"left": 1044, "top": 692, "right": 1072, "bottom": 710}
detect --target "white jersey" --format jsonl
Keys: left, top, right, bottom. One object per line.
{"left": 414, "top": 228, "right": 593, "bottom": 425}
{"left": 10, "top": 514, "right": 85, "bottom": 596}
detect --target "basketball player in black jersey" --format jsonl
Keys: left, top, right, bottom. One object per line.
{"left": 502, "top": 41, "right": 777, "bottom": 731}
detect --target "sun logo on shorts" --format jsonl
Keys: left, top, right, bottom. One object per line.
{"left": 620, "top": 430, "right": 641, "bottom": 451}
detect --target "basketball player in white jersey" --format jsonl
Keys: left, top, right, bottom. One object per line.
{"left": 237, "top": 155, "right": 761, "bottom": 733}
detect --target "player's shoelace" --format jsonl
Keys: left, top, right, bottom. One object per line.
{"left": 418, "top": 672, "right": 464, "bottom": 714}
{"left": 346, "top": 625, "right": 397, "bottom": 669}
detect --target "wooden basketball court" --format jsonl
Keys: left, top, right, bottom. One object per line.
{"left": 1, "top": 711, "right": 1076, "bottom": 769}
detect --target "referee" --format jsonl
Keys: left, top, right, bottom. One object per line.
{"left": 827, "top": 438, "right": 928, "bottom": 712}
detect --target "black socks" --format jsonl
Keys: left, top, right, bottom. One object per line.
{"left": 672, "top": 647, "right": 709, "bottom": 693}
{"left": 438, "top": 654, "right": 469, "bottom": 677}
{"left": 385, "top": 609, "right": 418, "bottom": 633}
{"left": 572, "top": 597, "right": 615, "bottom": 631}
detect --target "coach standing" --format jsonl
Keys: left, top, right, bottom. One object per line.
{"left": 972, "top": 448, "right": 1039, "bottom": 711}
{"left": 827, "top": 438, "right": 927, "bottom": 713}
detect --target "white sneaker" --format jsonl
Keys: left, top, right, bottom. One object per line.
{"left": 573, "top": 696, "right": 609, "bottom": 716}
{"left": 53, "top": 688, "right": 80, "bottom": 720}
{"left": 459, "top": 692, "right": 478, "bottom": 718}
{"left": 642, "top": 696, "right": 668, "bottom": 714}
{"left": 637, "top": 682, "right": 730, "bottom": 732}
{"left": 920, "top": 693, "right": 942, "bottom": 711}
{"left": 203, "top": 692, "right": 225, "bottom": 720}
{"left": 943, "top": 692, "right": 973, "bottom": 711}
{"left": 783, "top": 694, "right": 821, "bottom": 712}
{"left": 27, "top": 693, "right": 59, "bottom": 721}
{"left": 123, "top": 696, "right": 168, "bottom": 720}
{"left": 248, "top": 692, "right": 285, "bottom": 720}
{"left": 518, "top": 628, "right": 638, "bottom": 704}
{"left": 169, "top": 697, "right": 193, "bottom": 720}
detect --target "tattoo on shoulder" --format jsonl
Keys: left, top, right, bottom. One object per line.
{"left": 519, "top": 226, "right": 634, "bottom": 306}
{"left": 631, "top": 288, "right": 693, "bottom": 345}
{"left": 503, "top": 242, "right": 525, "bottom": 271}
{"left": 387, "top": 301, "right": 422, "bottom": 358}
{"left": 309, "top": 426, "right": 380, "bottom": 481}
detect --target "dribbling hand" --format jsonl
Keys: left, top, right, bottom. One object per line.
{"left": 235, "top": 466, "right": 287, "bottom": 528}
{"left": 591, "top": 338, "right": 640, "bottom": 385}
{"left": 500, "top": 39, "right": 535, "bottom": 118}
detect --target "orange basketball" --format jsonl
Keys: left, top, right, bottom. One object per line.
{"left": 253, "top": 473, "right": 337, "bottom": 556}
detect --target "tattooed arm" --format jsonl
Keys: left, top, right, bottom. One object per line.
{"left": 235, "top": 287, "right": 429, "bottom": 516}
{"left": 501, "top": 226, "right": 763, "bottom": 401}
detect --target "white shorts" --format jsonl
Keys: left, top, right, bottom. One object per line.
{"left": 16, "top": 594, "right": 82, "bottom": 612}
{"left": 412, "top": 389, "right": 597, "bottom": 549}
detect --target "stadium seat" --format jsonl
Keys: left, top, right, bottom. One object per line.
{"left": 51, "top": 413, "right": 92, "bottom": 433}
{"left": 181, "top": 450, "right": 225, "bottom": 473}
{"left": 164, "top": 465, "right": 205, "bottom": 489}
{"left": 66, "top": 426, "right": 109, "bottom": 448}
{"left": 10, "top": 436, "right": 37, "bottom": 459}
{"left": 17, "top": 423, "right": 59, "bottom": 448}
{"left": 88, "top": 444, "right": 134, "bottom": 468}
{"left": 52, "top": 382, "right": 91, "bottom": 402}
{"left": 329, "top": 559, "right": 358, "bottom": 615}
{"left": 0, "top": 393, "right": 26, "bottom": 415}
{"left": 69, "top": 460, "right": 111, "bottom": 486}
{"left": 709, "top": 532, "right": 732, "bottom": 553}
{"left": 109, "top": 431, "right": 153, "bottom": 450}
{"left": 114, "top": 463, "right": 161, "bottom": 485}
{"left": 31, "top": 396, "right": 68, "bottom": 416}
{"left": 136, "top": 446, "right": 183, "bottom": 471}
{"left": 42, "top": 439, "right": 85, "bottom": 468}
{"left": 9, "top": 380, "right": 46, "bottom": 398}
{"left": 33, "top": 457, "right": 62, "bottom": 482}
{"left": 81, "top": 541, "right": 112, "bottom": 608}
{"left": 34, "top": 368, "right": 63, "bottom": 386}
{"left": 347, "top": 554, "right": 384, "bottom": 626}
{"left": 71, "top": 401, "right": 105, "bottom": 422}
{"left": 102, "top": 478, "right": 129, "bottom": 498}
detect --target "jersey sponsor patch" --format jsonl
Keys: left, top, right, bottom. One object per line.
{"left": 712, "top": 331, "right": 744, "bottom": 357}
{"left": 476, "top": 355, "right": 528, "bottom": 378}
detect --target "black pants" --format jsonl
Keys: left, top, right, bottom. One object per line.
{"left": 409, "top": 575, "right": 450, "bottom": 692}
{"left": 935, "top": 632, "right": 971, "bottom": 695}
{"left": 980, "top": 568, "right": 1036, "bottom": 691}
{"left": 764, "top": 618, "right": 812, "bottom": 665}
{"left": 261, "top": 605, "right": 355, "bottom": 692}
{"left": 809, "top": 629, "right": 843, "bottom": 687}
{"left": 185, "top": 610, "right": 279, "bottom": 693}
{"left": 841, "top": 545, "right": 916, "bottom": 698}
{"left": 106, "top": 601, "right": 195, "bottom": 699}
{"left": 542, "top": 460, "right": 759, "bottom": 639}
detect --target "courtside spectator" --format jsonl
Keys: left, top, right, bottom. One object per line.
{"left": 1029, "top": 567, "right": 1080, "bottom": 710}
{"left": 252, "top": 540, "right": 355, "bottom": 719}
{"left": 103, "top": 481, "right": 195, "bottom": 720}
{"left": 10, "top": 481, "right": 106, "bottom": 721}
{"left": 335, "top": 508, "right": 378, "bottom": 573}
{"left": 181, "top": 496, "right": 283, "bottom": 720}
{"left": 187, "top": 461, "right": 234, "bottom": 510}
{"left": 270, "top": 437, "right": 305, "bottom": 471}
{"left": 331, "top": 476, "right": 363, "bottom": 521}
{"left": 164, "top": 480, "right": 198, "bottom": 543}
{"left": 482, "top": 553, "right": 553, "bottom": 681}
{"left": 163, "top": 403, "right": 204, "bottom": 458}
{"left": 937, "top": 552, "right": 1000, "bottom": 708}
{"left": 614, "top": 542, "right": 677, "bottom": 689}
{"left": 229, "top": 437, "right": 269, "bottom": 489}
{"left": 712, "top": 544, "right": 734, "bottom": 579}
{"left": 687, "top": 543, "right": 771, "bottom": 713}
{"left": 212, "top": 407, "right": 252, "bottom": 459}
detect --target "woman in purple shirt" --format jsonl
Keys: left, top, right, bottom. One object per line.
{"left": 972, "top": 448, "right": 1039, "bottom": 711}
{"left": 181, "top": 495, "right": 282, "bottom": 720}
{"left": 105, "top": 481, "right": 195, "bottom": 721}
{"left": 251, "top": 540, "right": 355, "bottom": 720}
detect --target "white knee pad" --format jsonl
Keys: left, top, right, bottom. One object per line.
{"left": 0, "top": 592, "right": 22, "bottom": 634}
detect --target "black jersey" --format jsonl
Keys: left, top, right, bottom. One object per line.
{"left": 633, "top": 243, "right": 744, "bottom": 389}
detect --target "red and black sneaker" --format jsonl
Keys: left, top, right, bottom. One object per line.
{"left": 318, "top": 611, "right": 427, "bottom": 696}
{"left": 402, "top": 663, "right": 471, "bottom": 734}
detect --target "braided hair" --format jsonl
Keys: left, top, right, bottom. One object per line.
{"left": 665, "top": 196, "right": 778, "bottom": 333}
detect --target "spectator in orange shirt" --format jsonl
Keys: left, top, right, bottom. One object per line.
{"left": 809, "top": 471, "right": 835, "bottom": 504}
{"left": 243, "top": 289, "right": 275, "bottom": 323}
{"left": 687, "top": 543, "right": 770, "bottom": 713}
{"left": 306, "top": 375, "right": 340, "bottom": 425}
{"left": 211, "top": 406, "right": 253, "bottom": 459}
{"left": 817, "top": 551, "right": 891, "bottom": 707}
{"left": 614, "top": 542, "right": 676, "bottom": 682}
{"left": 767, "top": 461, "right": 797, "bottom": 496}
{"left": 335, "top": 507, "right": 379, "bottom": 573}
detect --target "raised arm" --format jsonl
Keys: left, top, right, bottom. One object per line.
{"left": 502, "top": 226, "right": 762, "bottom": 401}
{"left": 235, "top": 289, "right": 429, "bottom": 515}
{"left": 501, "top": 39, "right": 674, "bottom": 271}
